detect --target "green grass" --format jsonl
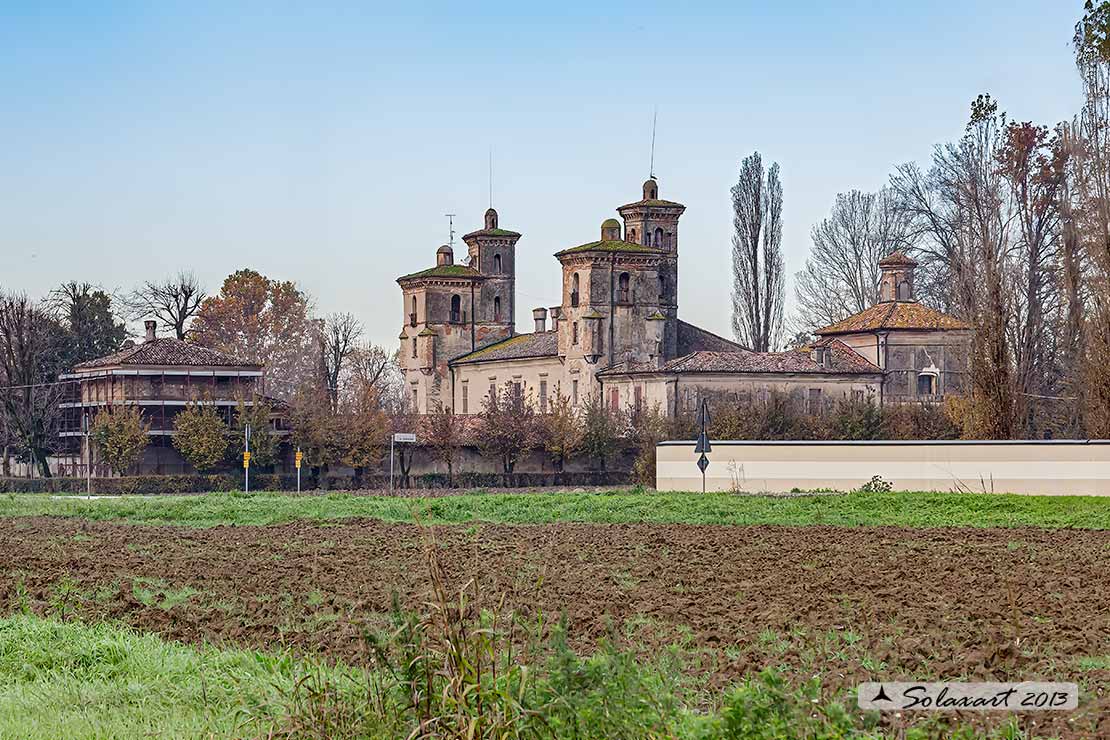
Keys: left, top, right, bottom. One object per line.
{"left": 1, "top": 489, "right": 1108, "bottom": 529}
{"left": 0, "top": 614, "right": 369, "bottom": 739}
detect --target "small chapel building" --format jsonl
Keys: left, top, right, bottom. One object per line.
{"left": 397, "top": 178, "right": 970, "bottom": 417}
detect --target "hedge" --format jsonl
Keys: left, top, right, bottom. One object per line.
{"left": 0, "top": 471, "right": 630, "bottom": 495}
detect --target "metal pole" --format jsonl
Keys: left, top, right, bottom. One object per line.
{"left": 389, "top": 435, "right": 394, "bottom": 492}
{"left": 85, "top": 413, "right": 91, "bottom": 496}
{"left": 296, "top": 448, "right": 301, "bottom": 493}
{"left": 244, "top": 422, "right": 251, "bottom": 493}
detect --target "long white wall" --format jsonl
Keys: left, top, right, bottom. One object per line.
{"left": 656, "top": 440, "right": 1110, "bottom": 496}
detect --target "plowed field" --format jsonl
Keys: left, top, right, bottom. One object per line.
{"left": 2, "top": 516, "right": 1106, "bottom": 737}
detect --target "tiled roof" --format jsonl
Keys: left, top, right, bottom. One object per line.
{"left": 462, "top": 227, "right": 521, "bottom": 240}
{"left": 396, "top": 264, "right": 482, "bottom": 282}
{"left": 878, "top": 249, "right": 918, "bottom": 268}
{"left": 676, "top": 320, "right": 745, "bottom": 353}
{"left": 598, "top": 339, "right": 880, "bottom": 377}
{"left": 74, "top": 338, "right": 258, "bottom": 370}
{"left": 617, "top": 198, "right": 686, "bottom": 210}
{"left": 815, "top": 301, "right": 969, "bottom": 335}
{"left": 555, "top": 240, "right": 665, "bottom": 257}
{"left": 450, "top": 331, "right": 559, "bottom": 365}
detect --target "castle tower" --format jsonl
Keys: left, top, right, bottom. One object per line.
{"left": 396, "top": 243, "right": 484, "bottom": 413}
{"left": 878, "top": 250, "right": 917, "bottom": 302}
{"left": 462, "top": 208, "right": 520, "bottom": 345}
{"left": 616, "top": 178, "right": 685, "bottom": 357}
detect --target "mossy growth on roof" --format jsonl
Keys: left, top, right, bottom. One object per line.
{"left": 556, "top": 240, "right": 665, "bottom": 256}
{"left": 396, "top": 264, "right": 481, "bottom": 282}
{"left": 601, "top": 218, "right": 621, "bottom": 228}
{"left": 417, "top": 327, "right": 437, "bottom": 337}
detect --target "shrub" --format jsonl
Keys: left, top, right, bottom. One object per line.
{"left": 173, "top": 403, "right": 230, "bottom": 472}
{"left": 90, "top": 407, "right": 149, "bottom": 475}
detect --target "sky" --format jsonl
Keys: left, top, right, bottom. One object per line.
{"left": 0, "top": 1, "right": 1088, "bottom": 350}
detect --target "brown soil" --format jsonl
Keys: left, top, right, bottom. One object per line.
{"left": 1, "top": 517, "right": 1106, "bottom": 737}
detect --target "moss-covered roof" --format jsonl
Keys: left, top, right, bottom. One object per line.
{"left": 396, "top": 264, "right": 482, "bottom": 282}
{"left": 617, "top": 198, "right": 686, "bottom": 210}
{"left": 449, "top": 332, "right": 559, "bottom": 365}
{"left": 601, "top": 218, "right": 621, "bottom": 228}
{"left": 555, "top": 240, "right": 665, "bottom": 257}
{"left": 462, "top": 227, "right": 521, "bottom": 240}
{"left": 417, "top": 327, "right": 437, "bottom": 337}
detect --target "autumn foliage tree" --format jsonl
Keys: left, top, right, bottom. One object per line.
{"left": 538, "top": 391, "right": 582, "bottom": 473}
{"left": 425, "top": 402, "right": 461, "bottom": 484}
{"left": 477, "top": 383, "right": 535, "bottom": 474}
{"left": 172, "top": 403, "right": 229, "bottom": 472}
{"left": 90, "top": 407, "right": 149, "bottom": 475}
{"left": 580, "top": 392, "right": 621, "bottom": 470}
{"left": 191, "top": 269, "right": 316, "bottom": 399}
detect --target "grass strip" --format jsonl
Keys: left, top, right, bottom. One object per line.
{"left": 1, "top": 489, "right": 1107, "bottom": 529}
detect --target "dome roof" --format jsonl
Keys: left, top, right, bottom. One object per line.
{"left": 436, "top": 244, "right": 452, "bottom": 254}
{"left": 601, "top": 218, "right": 621, "bottom": 228}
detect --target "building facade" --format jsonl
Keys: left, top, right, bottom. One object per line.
{"left": 59, "top": 320, "right": 278, "bottom": 475}
{"left": 397, "top": 179, "right": 969, "bottom": 418}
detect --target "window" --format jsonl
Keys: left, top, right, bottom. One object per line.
{"left": 634, "top": 385, "right": 643, "bottom": 409}
{"left": 852, "top": 389, "right": 865, "bottom": 404}
{"left": 489, "top": 383, "right": 497, "bottom": 404}
{"left": 917, "top": 373, "right": 937, "bottom": 396}
{"left": 461, "top": 382, "right": 469, "bottom": 414}
{"left": 411, "top": 338, "right": 417, "bottom": 358}
{"left": 511, "top": 381, "right": 522, "bottom": 402}
{"left": 539, "top": 379, "right": 548, "bottom": 413}
{"left": 494, "top": 296, "right": 502, "bottom": 322}
{"left": 806, "top": 388, "right": 822, "bottom": 414}
{"left": 618, "top": 272, "right": 630, "bottom": 303}
{"left": 493, "top": 253, "right": 502, "bottom": 274}
{"left": 897, "top": 280, "right": 911, "bottom": 300}
{"left": 571, "top": 379, "right": 579, "bottom": 406}
{"left": 570, "top": 273, "right": 580, "bottom": 307}
{"left": 610, "top": 388, "right": 620, "bottom": 411}
{"left": 450, "top": 294, "right": 461, "bottom": 323}
{"left": 628, "top": 228, "right": 637, "bottom": 242}
{"left": 658, "top": 275, "right": 665, "bottom": 300}
{"left": 411, "top": 386, "right": 418, "bottom": 411}
{"left": 409, "top": 296, "right": 417, "bottom": 326}
{"left": 653, "top": 227, "right": 664, "bottom": 247}
{"left": 572, "top": 321, "right": 579, "bottom": 345}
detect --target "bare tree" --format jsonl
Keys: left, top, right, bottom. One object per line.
{"left": 794, "top": 188, "right": 915, "bottom": 332}
{"left": 318, "top": 312, "right": 363, "bottom": 411}
{"left": 730, "top": 152, "right": 785, "bottom": 351}
{"left": 0, "top": 293, "right": 67, "bottom": 476}
{"left": 125, "top": 271, "right": 206, "bottom": 340}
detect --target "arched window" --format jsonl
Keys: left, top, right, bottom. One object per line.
{"left": 450, "top": 294, "right": 461, "bottom": 323}
{"left": 410, "top": 296, "right": 417, "bottom": 326}
{"left": 411, "top": 338, "right": 417, "bottom": 358}
{"left": 628, "top": 228, "right": 637, "bottom": 243}
{"left": 897, "top": 280, "right": 911, "bottom": 300}
{"left": 570, "top": 273, "right": 580, "bottom": 307}
{"left": 493, "top": 254, "right": 502, "bottom": 274}
{"left": 494, "top": 296, "right": 502, "bottom": 322}
{"left": 618, "top": 272, "right": 630, "bottom": 303}
{"left": 658, "top": 275, "right": 666, "bottom": 300}
{"left": 653, "top": 227, "right": 664, "bottom": 247}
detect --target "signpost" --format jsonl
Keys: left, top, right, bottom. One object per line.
{"left": 390, "top": 432, "right": 416, "bottom": 492}
{"left": 693, "top": 399, "right": 712, "bottom": 493}
{"left": 243, "top": 422, "right": 252, "bottom": 493}
{"left": 295, "top": 448, "right": 303, "bottom": 493}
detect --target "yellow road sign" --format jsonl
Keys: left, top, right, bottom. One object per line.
{"left": 295, "top": 451, "right": 303, "bottom": 469}
{"left": 243, "top": 451, "right": 251, "bottom": 468}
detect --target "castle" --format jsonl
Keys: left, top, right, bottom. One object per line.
{"left": 398, "top": 178, "right": 970, "bottom": 417}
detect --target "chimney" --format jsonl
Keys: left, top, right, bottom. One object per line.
{"left": 532, "top": 307, "right": 548, "bottom": 333}
{"left": 144, "top": 320, "right": 157, "bottom": 342}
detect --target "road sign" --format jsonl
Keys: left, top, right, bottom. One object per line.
{"left": 295, "top": 450, "right": 303, "bottom": 469}
{"left": 697, "top": 453, "right": 709, "bottom": 473}
{"left": 243, "top": 451, "right": 251, "bottom": 468}
{"left": 393, "top": 432, "right": 416, "bottom": 443}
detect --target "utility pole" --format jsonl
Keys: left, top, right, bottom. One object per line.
{"left": 84, "top": 412, "right": 91, "bottom": 496}
{"left": 243, "top": 422, "right": 252, "bottom": 493}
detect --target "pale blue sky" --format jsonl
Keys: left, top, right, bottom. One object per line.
{"left": 1, "top": 1, "right": 1086, "bottom": 348}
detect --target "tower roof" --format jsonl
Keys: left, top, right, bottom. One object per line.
{"left": 554, "top": 240, "right": 665, "bottom": 257}
{"left": 396, "top": 264, "right": 482, "bottom": 283}
{"left": 814, "top": 301, "right": 969, "bottom": 335}
{"left": 617, "top": 177, "right": 685, "bottom": 211}
{"left": 878, "top": 249, "right": 918, "bottom": 268}
{"left": 462, "top": 207, "right": 520, "bottom": 240}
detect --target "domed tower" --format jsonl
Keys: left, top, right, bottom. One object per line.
{"left": 462, "top": 208, "right": 521, "bottom": 345}
{"left": 616, "top": 178, "right": 685, "bottom": 357}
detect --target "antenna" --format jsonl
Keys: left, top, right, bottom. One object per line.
{"left": 488, "top": 146, "right": 493, "bottom": 209}
{"left": 445, "top": 213, "right": 456, "bottom": 249}
{"left": 649, "top": 107, "right": 658, "bottom": 179}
